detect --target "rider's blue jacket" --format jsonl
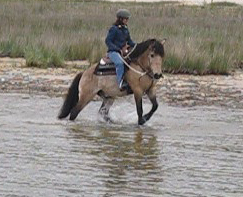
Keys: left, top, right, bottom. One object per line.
{"left": 105, "top": 25, "right": 135, "bottom": 52}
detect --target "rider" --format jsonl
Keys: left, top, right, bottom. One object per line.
{"left": 105, "top": 9, "right": 135, "bottom": 90}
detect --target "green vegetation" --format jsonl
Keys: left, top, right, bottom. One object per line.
{"left": 0, "top": 0, "right": 242, "bottom": 74}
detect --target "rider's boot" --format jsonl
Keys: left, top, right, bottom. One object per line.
{"left": 119, "top": 79, "right": 128, "bottom": 91}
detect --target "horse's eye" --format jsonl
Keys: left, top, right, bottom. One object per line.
{"left": 150, "top": 54, "right": 154, "bottom": 58}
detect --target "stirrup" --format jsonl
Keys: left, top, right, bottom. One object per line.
{"left": 119, "top": 80, "right": 128, "bottom": 91}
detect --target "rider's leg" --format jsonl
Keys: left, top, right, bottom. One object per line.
{"left": 107, "top": 51, "right": 125, "bottom": 89}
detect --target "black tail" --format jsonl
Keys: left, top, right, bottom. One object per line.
{"left": 58, "top": 72, "right": 83, "bottom": 119}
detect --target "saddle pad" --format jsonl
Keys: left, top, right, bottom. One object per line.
{"left": 94, "top": 62, "right": 116, "bottom": 75}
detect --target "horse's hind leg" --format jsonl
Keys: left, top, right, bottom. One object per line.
{"left": 99, "top": 98, "right": 114, "bottom": 122}
{"left": 97, "top": 91, "right": 114, "bottom": 122}
{"left": 69, "top": 90, "right": 96, "bottom": 121}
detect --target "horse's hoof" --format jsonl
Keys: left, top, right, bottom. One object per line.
{"left": 138, "top": 117, "right": 146, "bottom": 125}
{"left": 142, "top": 114, "right": 150, "bottom": 122}
{"left": 69, "top": 114, "right": 77, "bottom": 121}
{"left": 105, "top": 117, "right": 114, "bottom": 124}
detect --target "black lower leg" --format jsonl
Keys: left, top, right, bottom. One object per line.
{"left": 143, "top": 97, "right": 158, "bottom": 121}
{"left": 135, "top": 96, "right": 146, "bottom": 125}
{"left": 69, "top": 105, "right": 81, "bottom": 121}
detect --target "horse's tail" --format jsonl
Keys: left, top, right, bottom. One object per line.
{"left": 58, "top": 72, "right": 83, "bottom": 119}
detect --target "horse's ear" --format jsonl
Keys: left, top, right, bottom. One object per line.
{"left": 161, "top": 38, "right": 167, "bottom": 45}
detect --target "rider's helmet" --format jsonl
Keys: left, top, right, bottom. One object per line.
{"left": 116, "top": 9, "right": 131, "bottom": 19}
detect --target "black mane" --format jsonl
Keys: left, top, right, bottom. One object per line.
{"left": 129, "top": 39, "right": 164, "bottom": 60}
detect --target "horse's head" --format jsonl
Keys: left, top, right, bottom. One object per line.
{"left": 147, "top": 39, "right": 166, "bottom": 79}
{"left": 128, "top": 38, "right": 166, "bottom": 80}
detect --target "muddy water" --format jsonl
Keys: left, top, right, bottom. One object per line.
{"left": 0, "top": 93, "right": 242, "bottom": 197}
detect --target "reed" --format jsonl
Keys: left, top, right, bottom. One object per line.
{"left": 0, "top": 0, "right": 242, "bottom": 74}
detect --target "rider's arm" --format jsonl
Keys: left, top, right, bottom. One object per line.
{"left": 105, "top": 26, "right": 120, "bottom": 52}
{"left": 127, "top": 30, "right": 135, "bottom": 48}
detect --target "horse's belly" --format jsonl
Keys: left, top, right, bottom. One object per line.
{"left": 98, "top": 76, "right": 127, "bottom": 97}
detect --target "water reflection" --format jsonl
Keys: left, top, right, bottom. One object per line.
{"left": 68, "top": 124, "right": 163, "bottom": 196}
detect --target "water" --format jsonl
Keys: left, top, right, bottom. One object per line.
{"left": 0, "top": 93, "right": 242, "bottom": 197}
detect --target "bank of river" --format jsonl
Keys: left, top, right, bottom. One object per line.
{"left": 0, "top": 57, "right": 243, "bottom": 109}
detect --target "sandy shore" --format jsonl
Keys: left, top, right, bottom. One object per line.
{"left": 0, "top": 57, "right": 242, "bottom": 109}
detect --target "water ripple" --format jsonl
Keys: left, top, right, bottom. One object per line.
{"left": 0, "top": 94, "right": 242, "bottom": 196}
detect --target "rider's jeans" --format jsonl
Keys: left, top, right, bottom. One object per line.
{"left": 107, "top": 51, "right": 124, "bottom": 87}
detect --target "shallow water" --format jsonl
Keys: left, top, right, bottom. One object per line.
{"left": 0, "top": 93, "right": 242, "bottom": 197}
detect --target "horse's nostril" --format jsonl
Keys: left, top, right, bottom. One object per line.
{"left": 154, "top": 73, "right": 162, "bottom": 79}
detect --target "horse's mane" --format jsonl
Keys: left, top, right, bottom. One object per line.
{"left": 129, "top": 39, "right": 165, "bottom": 61}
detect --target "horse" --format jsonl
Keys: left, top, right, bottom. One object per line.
{"left": 58, "top": 38, "right": 166, "bottom": 125}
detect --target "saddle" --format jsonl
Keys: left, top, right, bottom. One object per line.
{"left": 94, "top": 44, "right": 131, "bottom": 76}
{"left": 94, "top": 56, "right": 116, "bottom": 76}
{"left": 93, "top": 55, "right": 133, "bottom": 94}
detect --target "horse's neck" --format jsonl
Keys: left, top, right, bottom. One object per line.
{"left": 130, "top": 50, "right": 149, "bottom": 71}
{"left": 130, "top": 62, "right": 144, "bottom": 73}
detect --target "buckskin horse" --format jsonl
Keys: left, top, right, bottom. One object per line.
{"left": 58, "top": 38, "right": 166, "bottom": 125}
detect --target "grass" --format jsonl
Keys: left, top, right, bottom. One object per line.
{"left": 0, "top": 0, "right": 242, "bottom": 74}
{"left": 24, "top": 45, "right": 64, "bottom": 68}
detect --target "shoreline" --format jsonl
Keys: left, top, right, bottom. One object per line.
{"left": 0, "top": 57, "right": 242, "bottom": 109}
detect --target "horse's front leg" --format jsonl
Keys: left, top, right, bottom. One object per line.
{"left": 142, "top": 88, "right": 158, "bottom": 122}
{"left": 134, "top": 92, "right": 146, "bottom": 125}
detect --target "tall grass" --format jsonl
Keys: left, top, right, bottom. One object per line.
{"left": 0, "top": 0, "right": 242, "bottom": 74}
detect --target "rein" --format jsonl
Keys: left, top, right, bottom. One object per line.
{"left": 119, "top": 44, "right": 152, "bottom": 78}
{"left": 119, "top": 54, "right": 147, "bottom": 77}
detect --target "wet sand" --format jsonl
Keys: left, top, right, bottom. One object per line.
{"left": 0, "top": 57, "right": 242, "bottom": 109}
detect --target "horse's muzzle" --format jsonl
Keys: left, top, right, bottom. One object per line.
{"left": 154, "top": 73, "right": 163, "bottom": 79}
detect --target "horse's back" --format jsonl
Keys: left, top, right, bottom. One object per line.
{"left": 78, "top": 65, "right": 99, "bottom": 93}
